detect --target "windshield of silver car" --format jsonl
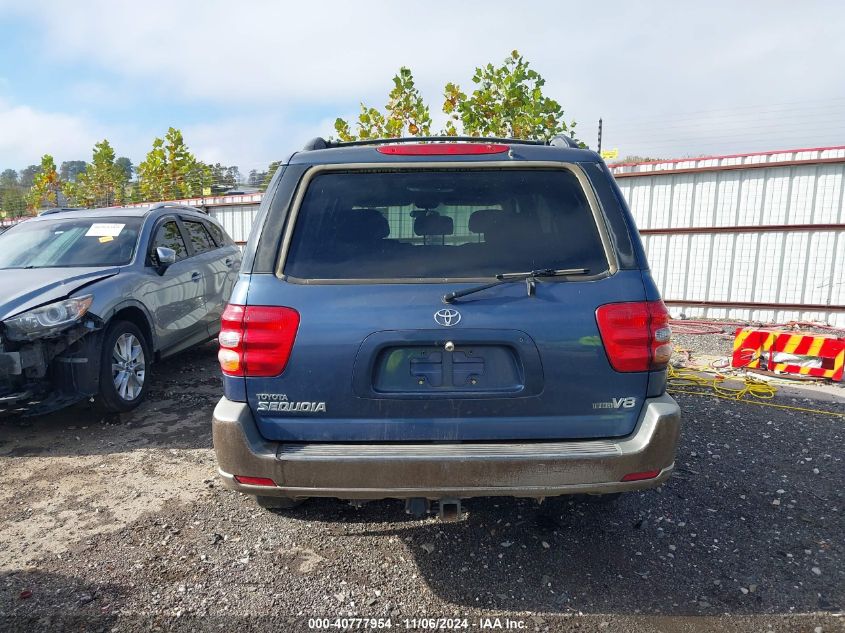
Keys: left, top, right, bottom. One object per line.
{"left": 0, "top": 217, "right": 143, "bottom": 269}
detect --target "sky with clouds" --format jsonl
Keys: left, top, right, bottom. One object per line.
{"left": 1, "top": 0, "right": 844, "bottom": 174}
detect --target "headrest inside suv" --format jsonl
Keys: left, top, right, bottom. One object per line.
{"left": 333, "top": 208, "right": 390, "bottom": 242}
{"left": 468, "top": 208, "right": 506, "bottom": 234}
{"left": 414, "top": 212, "right": 454, "bottom": 237}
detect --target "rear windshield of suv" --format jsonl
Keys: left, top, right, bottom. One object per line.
{"left": 283, "top": 168, "right": 609, "bottom": 280}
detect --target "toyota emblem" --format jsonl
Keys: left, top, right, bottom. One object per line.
{"left": 434, "top": 308, "right": 461, "bottom": 327}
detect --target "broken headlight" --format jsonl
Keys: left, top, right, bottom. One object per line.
{"left": 3, "top": 295, "right": 94, "bottom": 340}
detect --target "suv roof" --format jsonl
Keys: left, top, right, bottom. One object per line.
{"left": 303, "top": 134, "right": 583, "bottom": 149}
{"left": 285, "top": 135, "right": 598, "bottom": 166}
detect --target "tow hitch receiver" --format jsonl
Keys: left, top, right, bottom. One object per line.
{"left": 438, "top": 498, "right": 462, "bottom": 522}
{"left": 404, "top": 498, "right": 464, "bottom": 521}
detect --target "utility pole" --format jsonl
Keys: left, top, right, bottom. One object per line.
{"left": 597, "top": 118, "right": 603, "bottom": 154}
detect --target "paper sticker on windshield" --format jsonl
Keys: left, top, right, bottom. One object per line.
{"left": 86, "top": 223, "right": 125, "bottom": 237}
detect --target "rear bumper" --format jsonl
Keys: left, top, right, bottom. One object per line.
{"left": 212, "top": 394, "right": 681, "bottom": 500}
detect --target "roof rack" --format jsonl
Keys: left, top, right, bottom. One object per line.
{"left": 37, "top": 207, "right": 84, "bottom": 216}
{"left": 302, "top": 135, "right": 584, "bottom": 151}
{"left": 147, "top": 201, "right": 205, "bottom": 213}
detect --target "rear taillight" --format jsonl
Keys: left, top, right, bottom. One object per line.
{"left": 621, "top": 469, "right": 661, "bottom": 482}
{"left": 376, "top": 143, "right": 509, "bottom": 156}
{"left": 233, "top": 475, "right": 277, "bottom": 486}
{"left": 595, "top": 300, "right": 672, "bottom": 372}
{"left": 218, "top": 304, "right": 300, "bottom": 377}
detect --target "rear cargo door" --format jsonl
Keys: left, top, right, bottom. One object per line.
{"left": 245, "top": 165, "right": 649, "bottom": 442}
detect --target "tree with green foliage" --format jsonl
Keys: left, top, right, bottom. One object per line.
{"left": 19, "top": 165, "right": 39, "bottom": 188}
{"left": 66, "top": 140, "right": 128, "bottom": 208}
{"left": 0, "top": 169, "right": 26, "bottom": 218}
{"left": 227, "top": 166, "right": 241, "bottom": 186}
{"left": 442, "top": 51, "right": 575, "bottom": 140}
{"left": 59, "top": 160, "right": 88, "bottom": 183}
{"left": 1, "top": 187, "right": 27, "bottom": 217}
{"left": 335, "top": 67, "right": 432, "bottom": 141}
{"left": 137, "top": 127, "right": 209, "bottom": 201}
{"left": 209, "top": 163, "right": 242, "bottom": 192}
{"left": 25, "top": 155, "right": 63, "bottom": 210}
{"left": 333, "top": 51, "right": 577, "bottom": 143}
{"left": 115, "top": 157, "right": 134, "bottom": 181}
{"left": 189, "top": 163, "right": 213, "bottom": 197}
{"left": 1, "top": 169, "right": 18, "bottom": 188}
{"left": 137, "top": 138, "right": 168, "bottom": 201}
{"left": 260, "top": 161, "right": 281, "bottom": 191}
{"left": 210, "top": 163, "right": 229, "bottom": 191}
{"left": 248, "top": 169, "right": 266, "bottom": 187}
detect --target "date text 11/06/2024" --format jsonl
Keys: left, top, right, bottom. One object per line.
{"left": 307, "top": 617, "right": 527, "bottom": 630}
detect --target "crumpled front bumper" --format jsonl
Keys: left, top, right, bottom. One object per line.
{"left": 0, "top": 326, "right": 102, "bottom": 415}
{"left": 212, "top": 394, "right": 682, "bottom": 500}
{"left": 0, "top": 343, "right": 33, "bottom": 413}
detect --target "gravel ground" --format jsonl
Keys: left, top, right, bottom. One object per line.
{"left": 1, "top": 342, "right": 843, "bottom": 633}
{"left": 672, "top": 331, "right": 738, "bottom": 361}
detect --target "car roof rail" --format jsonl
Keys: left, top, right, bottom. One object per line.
{"left": 147, "top": 201, "right": 205, "bottom": 213}
{"left": 322, "top": 136, "right": 547, "bottom": 149}
{"left": 37, "top": 207, "right": 84, "bottom": 216}
{"left": 303, "top": 135, "right": 586, "bottom": 150}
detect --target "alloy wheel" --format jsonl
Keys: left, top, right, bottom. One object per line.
{"left": 111, "top": 333, "right": 146, "bottom": 401}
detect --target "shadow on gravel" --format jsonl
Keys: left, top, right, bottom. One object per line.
{"left": 290, "top": 396, "right": 844, "bottom": 617}
{"left": 0, "top": 342, "right": 220, "bottom": 458}
{"left": 285, "top": 498, "right": 428, "bottom": 525}
{"left": 332, "top": 487, "right": 842, "bottom": 616}
{"left": 1, "top": 568, "right": 124, "bottom": 632}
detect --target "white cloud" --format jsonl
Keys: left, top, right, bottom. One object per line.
{"left": 10, "top": 1, "right": 841, "bottom": 108}
{"left": 0, "top": 98, "right": 105, "bottom": 167}
{"left": 0, "top": 97, "right": 157, "bottom": 169}
{"left": 183, "top": 116, "right": 292, "bottom": 171}
{"left": 2, "top": 1, "right": 845, "bottom": 164}
{"left": 184, "top": 112, "right": 362, "bottom": 171}
{"left": 66, "top": 80, "right": 132, "bottom": 107}
{"left": 0, "top": 92, "right": 342, "bottom": 171}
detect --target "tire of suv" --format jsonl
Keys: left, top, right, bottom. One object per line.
{"left": 255, "top": 496, "right": 302, "bottom": 510}
{"left": 97, "top": 320, "right": 151, "bottom": 413}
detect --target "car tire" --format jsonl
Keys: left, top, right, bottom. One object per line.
{"left": 255, "top": 496, "right": 302, "bottom": 510}
{"left": 97, "top": 320, "right": 151, "bottom": 413}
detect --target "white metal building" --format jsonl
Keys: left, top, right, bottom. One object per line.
{"left": 610, "top": 145, "right": 845, "bottom": 327}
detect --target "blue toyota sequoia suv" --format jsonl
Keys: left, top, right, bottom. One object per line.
{"left": 212, "top": 136, "right": 681, "bottom": 517}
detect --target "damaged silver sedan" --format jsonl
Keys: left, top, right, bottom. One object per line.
{"left": 0, "top": 203, "right": 240, "bottom": 416}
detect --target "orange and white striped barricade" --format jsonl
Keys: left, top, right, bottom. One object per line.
{"left": 731, "top": 327, "right": 844, "bottom": 381}
{"left": 768, "top": 332, "right": 844, "bottom": 381}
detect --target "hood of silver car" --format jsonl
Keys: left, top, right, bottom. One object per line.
{"left": 0, "top": 267, "right": 120, "bottom": 321}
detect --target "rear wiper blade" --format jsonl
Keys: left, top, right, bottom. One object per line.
{"left": 443, "top": 268, "right": 589, "bottom": 303}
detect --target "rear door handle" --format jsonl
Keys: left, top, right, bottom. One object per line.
{"left": 191, "top": 272, "right": 202, "bottom": 282}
